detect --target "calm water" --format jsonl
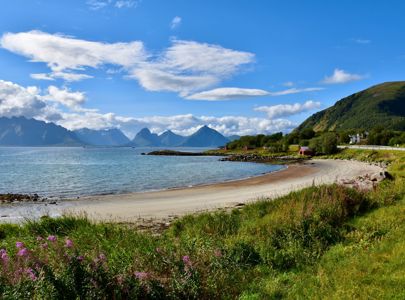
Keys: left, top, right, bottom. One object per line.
{"left": 0, "top": 147, "right": 284, "bottom": 198}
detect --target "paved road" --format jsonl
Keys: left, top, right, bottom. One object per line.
{"left": 338, "top": 145, "right": 405, "bottom": 151}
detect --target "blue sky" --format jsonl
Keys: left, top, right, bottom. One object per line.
{"left": 0, "top": 0, "right": 404, "bottom": 137}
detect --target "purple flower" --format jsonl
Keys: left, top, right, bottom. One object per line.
{"left": 0, "top": 249, "right": 8, "bottom": 262}
{"left": 65, "top": 239, "right": 73, "bottom": 248}
{"left": 77, "top": 255, "right": 84, "bottom": 262}
{"left": 36, "top": 236, "right": 44, "bottom": 241}
{"left": 182, "top": 255, "right": 191, "bottom": 265}
{"left": 47, "top": 235, "right": 57, "bottom": 242}
{"left": 16, "top": 241, "right": 24, "bottom": 249}
{"left": 17, "top": 248, "right": 29, "bottom": 257}
{"left": 134, "top": 272, "right": 148, "bottom": 280}
{"left": 26, "top": 268, "right": 37, "bottom": 281}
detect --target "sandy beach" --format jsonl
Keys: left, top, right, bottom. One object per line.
{"left": 0, "top": 159, "right": 384, "bottom": 223}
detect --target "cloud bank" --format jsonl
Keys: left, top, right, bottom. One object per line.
{"left": 0, "top": 79, "right": 312, "bottom": 137}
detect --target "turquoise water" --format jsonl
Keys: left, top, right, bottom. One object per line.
{"left": 0, "top": 147, "right": 284, "bottom": 198}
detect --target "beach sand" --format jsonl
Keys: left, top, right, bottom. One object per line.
{"left": 0, "top": 159, "right": 384, "bottom": 223}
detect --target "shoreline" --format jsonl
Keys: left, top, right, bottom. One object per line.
{"left": 0, "top": 159, "right": 384, "bottom": 224}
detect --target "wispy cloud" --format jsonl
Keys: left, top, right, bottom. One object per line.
{"left": 322, "top": 68, "right": 365, "bottom": 84}
{"left": 115, "top": 0, "right": 137, "bottom": 8}
{"left": 352, "top": 38, "right": 371, "bottom": 44}
{"left": 186, "top": 87, "right": 323, "bottom": 101}
{"left": 1, "top": 30, "right": 146, "bottom": 81}
{"left": 254, "top": 100, "right": 321, "bottom": 119}
{"left": 171, "top": 16, "right": 182, "bottom": 29}
{"left": 87, "top": 0, "right": 138, "bottom": 10}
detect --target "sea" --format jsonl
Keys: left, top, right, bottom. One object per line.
{"left": 0, "top": 147, "right": 284, "bottom": 199}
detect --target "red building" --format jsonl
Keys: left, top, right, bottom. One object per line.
{"left": 299, "top": 146, "right": 313, "bottom": 156}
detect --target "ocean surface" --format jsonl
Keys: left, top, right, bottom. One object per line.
{"left": 0, "top": 147, "right": 284, "bottom": 198}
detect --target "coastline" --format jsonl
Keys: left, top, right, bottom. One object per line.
{"left": 0, "top": 159, "right": 384, "bottom": 224}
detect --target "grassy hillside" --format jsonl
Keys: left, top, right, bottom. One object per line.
{"left": 298, "top": 81, "right": 405, "bottom": 131}
{"left": 0, "top": 149, "right": 404, "bottom": 298}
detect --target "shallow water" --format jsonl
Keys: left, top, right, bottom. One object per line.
{"left": 0, "top": 147, "right": 284, "bottom": 198}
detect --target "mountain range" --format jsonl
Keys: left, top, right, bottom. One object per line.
{"left": 298, "top": 81, "right": 405, "bottom": 132}
{"left": 128, "top": 125, "right": 230, "bottom": 147}
{"left": 0, "top": 116, "right": 230, "bottom": 147}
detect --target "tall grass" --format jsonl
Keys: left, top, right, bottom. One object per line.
{"left": 0, "top": 149, "right": 404, "bottom": 299}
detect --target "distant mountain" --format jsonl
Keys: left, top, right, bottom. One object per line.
{"left": 74, "top": 128, "right": 129, "bottom": 146}
{"left": 129, "top": 128, "right": 161, "bottom": 146}
{"left": 0, "top": 116, "right": 81, "bottom": 146}
{"left": 180, "top": 125, "right": 229, "bottom": 147}
{"left": 158, "top": 130, "right": 186, "bottom": 147}
{"left": 297, "top": 81, "right": 405, "bottom": 132}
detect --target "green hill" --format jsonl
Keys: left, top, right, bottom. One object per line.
{"left": 297, "top": 81, "right": 405, "bottom": 131}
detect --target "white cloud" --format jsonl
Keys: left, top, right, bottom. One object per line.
{"left": 31, "top": 72, "right": 93, "bottom": 82}
{"left": 254, "top": 100, "right": 321, "bottom": 119}
{"left": 2, "top": 31, "right": 255, "bottom": 98}
{"left": 131, "top": 68, "right": 219, "bottom": 94}
{"left": 87, "top": 0, "right": 111, "bottom": 10}
{"left": 0, "top": 30, "right": 146, "bottom": 73}
{"left": 0, "top": 80, "right": 47, "bottom": 118}
{"left": 186, "top": 87, "right": 323, "bottom": 101}
{"left": 87, "top": 0, "right": 138, "bottom": 10}
{"left": 171, "top": 16, "right": 182, "bottom": 29}
{"left": 44, "top": 86, "right": 87, "bottom": 111}
{"left": 186, "top": 88, "right": 269, "bottom": 101}
{"left": 322, "top": 69, "right": 365, "bottom": 84}
{"left": 269, "top": 87, "right": 324, "bottom": 96}
{"left": 115, "top": 0, "right": 137, "bottom": 8}
{"left": 0, "top": 79, "right": 298, "bottom": 137}
{"left": 130, "top": 40, "right": 254, "bottom": 95}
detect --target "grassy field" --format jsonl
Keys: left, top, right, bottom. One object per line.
{"left": 0, "top": 149, "right": 404, "bottom": 299}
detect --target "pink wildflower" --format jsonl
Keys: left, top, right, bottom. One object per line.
{"left": 16, "top": 241, "right": 24, "bottom": 249}
{"left": 134, "top": 272, "right": 148, "bottom": 280}
{"left": 65, "top": 239, "right": 73, "bottom": 248}
{"left": 36, "top": 236, "right": 43, "bottom": 241}
{"left": 0, "top": 249, "right": 8, "bottom": 262}
{"left": 47, "top": 235, "right": 57, "bottom": 242}
{"left": 77, "top": 255, "right": 84, "bottom": 262}
{"left": 26, "top": 268, "right": 37, "bottom": 281}
{"left": 17, "top": 248, "right": 29, "bottom": 257}
{"left": 182, "top": 255, "right": 191, "bottom": 266}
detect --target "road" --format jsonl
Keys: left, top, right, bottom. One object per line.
{"left": 338, "top": 145, "right": 405, "bottom": 151}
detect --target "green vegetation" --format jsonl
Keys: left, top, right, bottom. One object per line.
{"left": 1, "top": 149, "right": 404, "bottom": 298}
{"left": 226, "top": 132, "right": 287, "bottom": 152}
{"left": 297, "top": 81, "right": 405, "bottom": 131}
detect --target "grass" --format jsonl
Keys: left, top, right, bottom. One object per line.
{"left": 0, "top": 149, "right": 404, "bottom": 299}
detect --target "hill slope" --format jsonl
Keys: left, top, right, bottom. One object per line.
{"left": 298, "top": 81, "right": 405, "bottom": 131}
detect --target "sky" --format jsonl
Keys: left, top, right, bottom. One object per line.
{"left": 0, "top": 0, "right": 404, "bottom": 138}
